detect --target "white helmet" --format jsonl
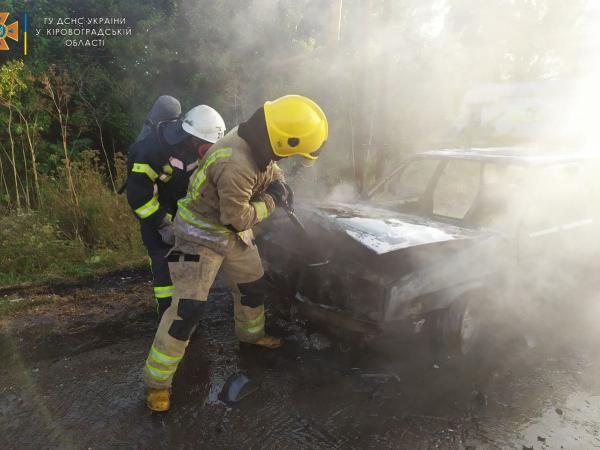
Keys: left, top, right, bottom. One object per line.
{"left": 182, "top": 105, "right": 226, "bottom": 143}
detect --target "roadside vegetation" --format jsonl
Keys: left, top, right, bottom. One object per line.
{"left": 0, "top": 151, "right": 145, "bottom": 287}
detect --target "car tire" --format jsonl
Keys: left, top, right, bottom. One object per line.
{"left": 438, "top": 291, "right": 485, "bottom": 357}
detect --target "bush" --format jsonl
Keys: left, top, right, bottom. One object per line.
{"left": 0, "top": 212, "right": 87, "bottom": 285}
{"left": 0, "top": 151, "right": 146, "bottom": 286}
{"left": 39, "top": 151, "right": 143, "bottom": 252}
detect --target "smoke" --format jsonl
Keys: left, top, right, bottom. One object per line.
{"left": 224, "top": 1, "right": 600, "bottom": 197}
{"left": 175, "top": 2, "right": 600, "bottom": 346}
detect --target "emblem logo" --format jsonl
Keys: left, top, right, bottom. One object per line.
{"left": 0, "top": 13, "right": 19, "bottom": 51}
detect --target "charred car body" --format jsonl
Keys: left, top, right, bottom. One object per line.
{"left": 257, "top": 148, "right": 600, "bottom": 353}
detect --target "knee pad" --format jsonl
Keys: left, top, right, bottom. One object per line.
{"left": 168, "top": 299, "right": 206, "bottom": 341}
{"left": 237, "top": 276, "right": 272, "bottom": 308}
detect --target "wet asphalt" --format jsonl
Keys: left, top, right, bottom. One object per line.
{"left": 1, "top": 271, "right": 600, "bottom": 449}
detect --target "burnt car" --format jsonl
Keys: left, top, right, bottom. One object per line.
{"left": 256, "top": 148, "right": 600, "bottom": 354}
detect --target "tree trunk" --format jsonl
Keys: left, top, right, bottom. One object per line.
{"left": 352, "top": 0, "right": 373, "bottom": 195}
{"left": 20, "top": 134, "right": 31, "bottom": 209}
{"left": 0, "top": 150, "right": 9, "bottom": 205}
{"left": 7, "top": 104, "right": 20, "bottom": 210}
{"left": 373, "top": 0, "right": 393, "bottom": 180}
{"left": 25, "top": 115, "right": 41, "bottom": 207}
{"left": 330, "top": 0, "right": 343, "bottom": 46}
{"left": 95, "top": 118, "right": 116, "bottom": 192}
{"left": 60, "top": 112, "right": 79, "bottom": 208}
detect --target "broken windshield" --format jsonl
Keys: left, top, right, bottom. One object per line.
{"left": 432, "top": 160, "right": 482, "bottom": 220}
{"left": 370, "top": 158, "right": 439, "bottom": 206}
{"left": 372, "top": 157, "right": 529, "bottom": 233}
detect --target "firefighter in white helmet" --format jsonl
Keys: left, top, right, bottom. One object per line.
{"left": 143, "top": 94, "right": 328, "bottom": 411}
{"left": 126, "top": 102, "right": 226, "bottom": 321}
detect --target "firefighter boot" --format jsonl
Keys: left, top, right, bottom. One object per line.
{"left": 252, "top": 335, "right": 282, "bottom": 349}
{"left": 146, "top": 388, "right": 170, "bottom": 412}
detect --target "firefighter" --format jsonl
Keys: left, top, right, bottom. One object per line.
{"left": 126, "top": 104, "right": 226, "bottom": 321}
{"left": 143, "top": 95, "right": 328, "bottom": 411}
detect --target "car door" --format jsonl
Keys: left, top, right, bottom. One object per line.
{"left": 517, "top": 162, "right": 599, "bottom": 291}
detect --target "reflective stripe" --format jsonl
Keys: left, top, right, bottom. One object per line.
{"left": 145, "top": 361, "right": 174, "bottom": 381}
{"left": 169, "top": 157, "right": 184, "bottom": 170}
{"left": 242, "top": 322, "right": 264, "bottom": 335}
{"left": 252, "top": 201, "right": 269, "bottom": 222}
{"left": 149, "top": 345, "right": 182, "bottom": 365}
{"left": 134, "top": 194, "right": 160, "bottom": 219}
{"left": 149, "top": 353, "right": 177, "bottom": 368}
{"left": 235, "top": 310, "right": 265, "bottom": 336}
{"left": 190, "top": 147, "right": 233, "bottom": 194}
{"left": 239, "top": 310, "right": 265, "bottom": 327}
{"left": 132, "top": 163, "right": 159, "bottom": 182}
{"left": 177, "top": 199, "right": 231, "bottom": 235}
{"left": 176, "top": 147, "right": 233, "bottom": 234}
{"left": 159, "top": 164, "right": 173, "bottom": 183}
{"left": 154, "top": 285, "right": 174, "bottom": 299}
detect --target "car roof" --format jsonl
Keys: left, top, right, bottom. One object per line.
{"left": 416, "top": 147, "right": 600, "bottom": 165}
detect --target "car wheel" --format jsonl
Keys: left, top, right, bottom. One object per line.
{"left": 440, "top": 292, "right": 484, "bottom": 356}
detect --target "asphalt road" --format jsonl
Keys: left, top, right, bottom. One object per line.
{"left": 1, "top": 269, "right": 599, "bottom": 449}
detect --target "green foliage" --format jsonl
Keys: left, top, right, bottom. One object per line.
{"left": 0, "top": 212, "right": 86, "bottom": 285}
{"left": 0, "top": 60, "right": 26, "bottom": 95}
{"left": 0, "top": 155, "right": 145, "bottom": 287}
{"left": 40, "top": 151, "right": 141, "bottom": 249}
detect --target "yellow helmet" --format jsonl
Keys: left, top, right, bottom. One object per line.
{"left": 264, "top": 95, "right": 328, "bottom": 166}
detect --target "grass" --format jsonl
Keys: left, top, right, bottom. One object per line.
{"left": 0, "top": 152, "right": 147, "bottom": 288}
{"left": 0, "top": 211, "right": 148, "bottom": 288}
{"left": 0, "top": 293, "right": 62, "bottom": 316}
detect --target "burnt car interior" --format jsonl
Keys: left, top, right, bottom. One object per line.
{"left": 369, "top": 155, "right": 529, "bottom": 231}
{"left": 367, "top": 152, "right": 597, "bottom": 236}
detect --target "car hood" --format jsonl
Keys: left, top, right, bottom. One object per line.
{"left": 305, "top": 203, "right": 512, "bottom": 320}
{"left": 308, "top": 202, "right": 485, "bottom": 255}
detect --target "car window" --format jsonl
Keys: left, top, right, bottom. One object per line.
{"left": 523, "top": 163, "right": 593, "bottom": 231}
{"left": 467, "top": 163, "right": 528, "bottom": 231}
{"left": 371, "top": 158, "right": 438, "bottom": 204}
{"left": 432, "top": 160, "right": 482, "bottom": 219}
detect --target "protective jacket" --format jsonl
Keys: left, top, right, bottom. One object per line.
{"left": 127, "top": 119, "right": 200, "bottom": 320}
{"left": 173, "top": 126, "right": 284, "bottom": 254}
{"left": 127, "top": 121, "right": 199, "bottom": 248}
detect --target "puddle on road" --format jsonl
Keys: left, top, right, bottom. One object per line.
{"left": 515, "top": 393, "right": 600, "bottom": 449}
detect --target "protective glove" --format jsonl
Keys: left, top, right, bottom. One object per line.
{"left": 158, "top": 214, "right": 175, "bottom": 246}
{"left": 285, "top": 183, "right": 294, "bottom": 210}
{"left": 266, "top": 180, "right": 294, "bottom": 210}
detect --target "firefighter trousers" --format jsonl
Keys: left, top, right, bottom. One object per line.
{"left": 143, "top": 237, "right": 266, "bottom": 389}
{"left": 140, "top": 221, "right": 174, "bottom": 320}
{"left": 147, "top": 245, "right": 174, "bottom": 320}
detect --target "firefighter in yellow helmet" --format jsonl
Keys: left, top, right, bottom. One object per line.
{"left": 143, "top": 95, "right": 328, "bottom": 411}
